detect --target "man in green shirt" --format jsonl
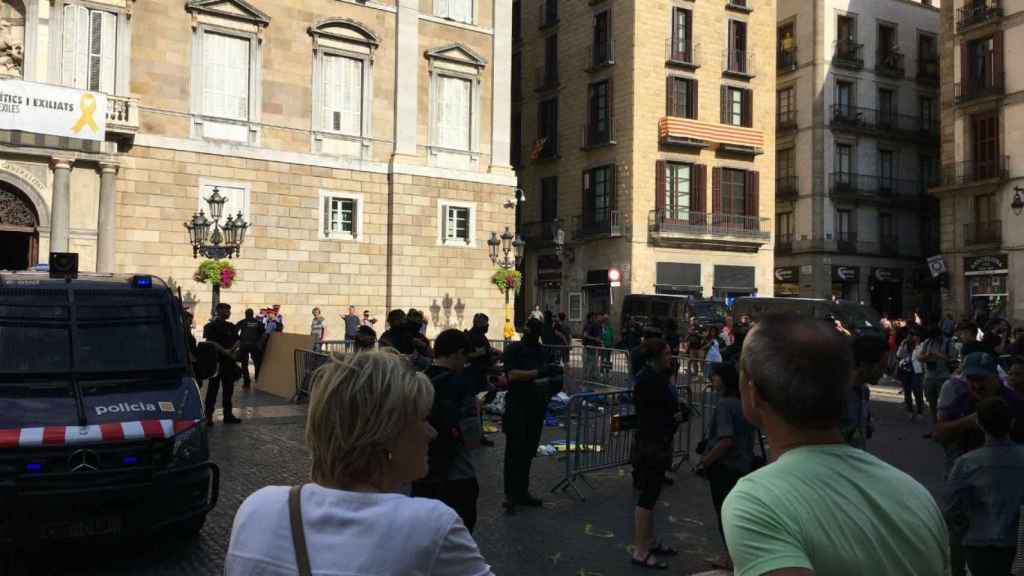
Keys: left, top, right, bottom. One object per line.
{"left": 722, "top": 315, "right": 949, "bottom": 576}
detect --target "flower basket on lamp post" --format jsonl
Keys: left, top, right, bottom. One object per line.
{"left": 193, "top": 259, "right": 237, "bottom": 313}
{"left": 183, "top": 187, "right": 249, "bottom": 318}
{"left": 487, "top": 227, "right": 525, "bottom": 341}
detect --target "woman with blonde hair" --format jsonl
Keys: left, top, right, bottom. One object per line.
{"left": 225, "top": 351, "right": 494, "bottom": 576}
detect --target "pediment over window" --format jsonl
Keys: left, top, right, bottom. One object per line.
{"left": 425, "top": 43, "right": 486, "bottom": 69}
{"left": 309, "top": 17, "right": 379, "bottom": 48}
{"left": 186, "top": 0, "right": 270, "bottom": 27}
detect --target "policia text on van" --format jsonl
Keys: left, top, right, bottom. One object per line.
{"left": 0, "top": 267, "right": 219, "bottom": 545}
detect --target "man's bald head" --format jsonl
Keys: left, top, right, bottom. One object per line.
{"left": 741, "top": 314, "right": 853, "bottom": 430}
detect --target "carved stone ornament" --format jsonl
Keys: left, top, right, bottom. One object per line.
{"left": 0, "top": 14, "right": 24, "bottom": 77}
{"left": 0, "top": 187, "right": 37, "bottom": 227}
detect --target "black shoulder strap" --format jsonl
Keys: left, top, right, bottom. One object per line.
{"left": 289, "top": 485, "right": 312, "bottom": 576}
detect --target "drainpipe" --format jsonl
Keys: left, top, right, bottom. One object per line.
{"left": 386, "top": 154, "right": 395, "bottom": 313}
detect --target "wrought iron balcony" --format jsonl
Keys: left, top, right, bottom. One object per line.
{"left": 648, "top": 210, "right": 770, "bottom": 241}
{"left": 777, "top": 109, "right": 797, "bottom": 131}
{"left": 955, "top": 73, "right": 1004, "bottom": 104}
{"left": 776, "top": 176, "right": 798, "bottom": 201}
{"left": 916, "top": 56, "right": 939, "bottom": 86}
{"left": 776, "top": 235, "right": 793, "bottom": 254}
{"left": 583, "top": 118, "right": 615, "bottom": 149}
{"left": 830, "top": 173, "right": 922, "bottom": 198}
{"left": 778, "top": 47, "right": 797, "bottom": 72}
{"left": 830, "top": 105, "right": 939, "bottom": 141}
{"left": 957, "top": 0, "right": 1001, "bottom": 32}
{"left": 876, "top": 50, "right": 906, "bottom": 78}
{"left": 586, "top": 38, "right": 615, "bottom": 70}
{"left": 520, "top": 220, "right": 559, "bottom": 245}
{"left": 106, "top": 94, "right": 140, "bottom": 135}
{"left": 836, "top": 233, "right": 858, "bottom": 254}
{"left": 834, "top": 41, "right": 864, "bottom": 70}
{"left": 574, "top": 209, "right": 621, "bottom": 240}
{"left": 666, "top": 41, "right": 701, "bottom": 68}
{"left": 941, "top": 157, "right": 1009, "bottom": 186}
{"left": 723, "top": 50, "right": 755, "bottom": 77}
{"left": 964, "top": 220, "right": 1002, "bottom": 245}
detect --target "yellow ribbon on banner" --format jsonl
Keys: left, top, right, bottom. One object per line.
{"left": 71, "top": 93, "right": 99, "bottom": 134}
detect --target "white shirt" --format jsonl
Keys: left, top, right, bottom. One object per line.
{"left": 225, "top": 484, "right": 494, "bottom": 576}
{"left": 911, "top": 342, "right": 925, "bottom": 375}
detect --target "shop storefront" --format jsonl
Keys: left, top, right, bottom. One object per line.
{"left": 965, "top": 254, "right": 1008, "bottom": 321}
{"left": 713, "top": 265, "right": 757, "bottom": 305}
{"left": 774, "top": 266, "right": 801, "bottom": 297}
{"left": 584, "top": 269, "right": 611, "bottom": 316}
{"left": 831, "top": 265, "right": 861, "bottom": 302}
{"left": 654, "top": 262, "right": 702, "bottom": 297}
{"left": 536, "top": 254, "right": 562, "bottom": 313}
{"left": 869, "top": 267, "right": 903, "bottom": 318}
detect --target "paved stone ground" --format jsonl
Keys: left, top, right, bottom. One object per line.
{"left": 6, "top": 382, "right": 947, "bottom": 576}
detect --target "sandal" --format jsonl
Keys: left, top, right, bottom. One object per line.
{"left": 630, "top": 552, "right": 669, "bottom": 570}
{"left": 650, "top": 542, "right": 679, "bottom": 557}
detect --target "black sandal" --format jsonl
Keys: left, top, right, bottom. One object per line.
{"left": 650, "top": 542, "right": 679, "bottom": 557}
{"left": 630, "top": 552, "right": 669, "bottom": 570}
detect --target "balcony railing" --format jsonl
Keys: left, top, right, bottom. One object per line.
{"left": 534, "top": 65, "right": 559, "bottom": 91}
{"left": 834, "top": 41, "right": 864, "bottom": 69}
{"left": 941, "top": 157, "right": 1010, "bottom": 186}
{"left": 106, "top": 94, "right": 140, "bottom": 135}
{"left": 830, "top": 104, "right": 939, "bottom": 140}
{"left": 583, "top": 118, "right": 614, "bottom": 148}
{"left": 880, "top": 235, "right": 900, "bottom": 256}
{"left": 916, "top": 56, "right": 939, "bottom": 85}
{"left": 955, "top": 73, "right": 1005, "bottom": 104}
{"left": 648, "top": 210, "right": 771, "bottom": 240}
{"left": 520, "top": 220, "right": 559, "bottom": 244}
{"left": 957, "top": 0, "right": 1001, "bottom": 32}
{"left": 574, "top": 209, "right": 621, "bottom": 239}
{"left": 723, "top": 50, "right": 755, "bottom": 77}
{"left": 776, "top": 176, "right": 798, "bottom": 201}
{"left": 829, "top": 172, "right": 922, "bottom": 198}
{"left": 777, "top": 109, "right": 797, "bottom": 130}
{"left": 539, "top": 0, "right": 558, "bottom": 28}
{"left": 666, "top": 41, "right": 701, "bottom": 67}
{"left": 776, "top": 235, "right": 793, "bottom": 254}
{"left": 837, "top": 233, "right": 858, "bottom": 253}
{"left": 964, "top": 220, "right": 1002, "bottom": 245}
{"left": 587, "top": 38, "right": 615, "bottom": 70}
{"left": 876, "top": 50, "right": 906, "bottom": 78}
{"left": 778, "top": 47, "right": 797, "bottom": 72}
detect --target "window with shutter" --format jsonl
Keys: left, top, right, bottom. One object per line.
{"left": 323, "top": 54, "right": 363, "bottom": 136}
{"left": 435, "top": 0, "right": 451, "bottom": 19}
{"left": 435, "top": 76, "right": 472, "bottom": 151}
{"left": 665, "top": 163, "right": 692, "bottom": 221}
{"left": 203, "top": 32, "right": 250, "bottom": 121}
{"left": 62, "top": 5, "right": 117, "bottom": 92}
{"left": 443, "top": 205, "right": 471, "bottom": 243}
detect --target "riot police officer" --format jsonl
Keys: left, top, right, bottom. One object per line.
{"left": 502, "top": 318, "right": 561, "bottom": 513}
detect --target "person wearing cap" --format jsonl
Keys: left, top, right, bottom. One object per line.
{"left": 944, "top": 397, "right": 1024, "bottom": 576}
{"left": 501, "top": 317, "right": 560, "bottom": 513}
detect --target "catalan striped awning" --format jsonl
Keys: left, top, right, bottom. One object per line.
{"left": 659, "top": 117, "right": 764, "bottom": 149}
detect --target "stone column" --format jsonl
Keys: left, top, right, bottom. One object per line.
{"left": 490, "top": 0, "right": 513, "bottom": 171}
{"left": 49, "top": 156, "right": 73, "bottom": 253}
{"left": 394, "top": 0, "right": 419, "bottom": 156}
{"left": 96, "top": 161, "right": 119, "bottom": 273}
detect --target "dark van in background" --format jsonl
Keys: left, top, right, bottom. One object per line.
{"left": 620, "top": 295, "right": 730, "bottom": 332}
{"left": 731, "top": 297, "right": 884, "bottom": 337}
{"left": 0, "top": 270, "right": 218, "bottom": 547}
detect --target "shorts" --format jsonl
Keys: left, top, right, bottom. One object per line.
{"left": 633, "top": 464, "right": 665, "bottom": 510}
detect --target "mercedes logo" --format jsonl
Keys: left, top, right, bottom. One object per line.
{"left": 68, "top": 449, "right": 100, "bottom": 472}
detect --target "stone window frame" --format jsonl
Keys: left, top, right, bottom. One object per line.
{"left": 425, "top": 43, "right": 487, "bottom": 161}
{"left": 47, "top": 0, "right": 134, "bottom": 94}
{"left": 437, "top": 198, "right": 477, "bottom": 248}
{"left": 186, "top": 0, "right": 271, "bottom": 146}
{"left": 567, "top": 292, "right": 583, "bottom": 322}
{"left": 433, "top": 0, "right": 475, "bottom": 26}
{"left": 318, "top": 189, "right": 365, "bottom": 242}
{"left": 309, "top": 17, "right": 379, "bottom": 156}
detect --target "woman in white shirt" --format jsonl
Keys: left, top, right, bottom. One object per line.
{"left": 225, "top": 351, "right": 494, "bottom": 576}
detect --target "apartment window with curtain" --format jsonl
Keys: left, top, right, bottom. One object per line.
{"left": 720, "top": 169, "right": 747, "bottom": 215}
{"left": 878, "top": 88, "right": 895, "bottom": 124}
{"left": 835, "top": 80, "right": 853, "bottom": 116}
{"left": 721, "top": 86, "right": 751, "bottom": 127}
{"left": 664, "top": 163, "right": 691, "bottom": 220}
{"left": 587, "top": 80, "right": 611, "bottom": 146}
{"left": 320, "top": 54, "right": 363, "bottom": 136}
{"left": 971, "top": 111, "right": 999, "bottom": 179}
{"left": 727, "top": 20, "right": 748, "bottom": 73}
{"left": 434, "top": 75, "right": 472, "bottom": 151}
{"left": 583, "top": 165, "right": 614, "bottom": 224}
{"left": 202, "top": 32, "right": 250, "bottom": 121}
{"left": 777, "top": 211, "right": 793, "bottom": 243}
{"left": 836, "top": 209, "right": 852, "bottom": 241}
{"left": 61, "top": 4, "right": 117, "bottom": 93}
{"left": 671, "top": 8, "right": 692, "bottom": 62}
{"left": 667, "top": 77, "right": 697, "bottom": 119}
{"left": 777, "top": 86, "right": 795, "bottom": 125}
{"left": 835, "top": 143, "right": 852, "bottom": 184}
{"left": 592, "top": 10, "right": 612, "bottom": 66}
{"left": 879, "top": 150, "right": 895, "bottom": 192}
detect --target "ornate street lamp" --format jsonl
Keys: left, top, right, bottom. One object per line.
{"left": 489, "top": 226, "right": 526, "bottom": 340}
{"left": 1012, "top": 186, "right": 1024, "bottom": 217}
{"left": 184, "top": 187, "right": 250, "bottom": 315}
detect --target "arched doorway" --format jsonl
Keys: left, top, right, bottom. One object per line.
{"left": 0, "top": 181, "right": 38, "bottom": 270}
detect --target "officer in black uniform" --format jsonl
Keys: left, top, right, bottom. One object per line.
{"left": 236, "top": 308, "right": 266, "bottom": 388}
{"left": 502, "top": 318, "right": 561, "bottom": 513}
{"left": 203, "top": 303, "right": 242, "bottom": 425}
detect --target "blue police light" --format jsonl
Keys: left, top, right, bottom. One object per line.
{"left": 122, "top": 455, "right": 139, "bottom": 466}
{"left": 26, "top": 463, "right": 42, "bottom": 472}
{"left": 131, "top": 275, "right": 153, "bottom": 288}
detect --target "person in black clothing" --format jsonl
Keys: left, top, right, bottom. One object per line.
{"left": 502, "top": 318, "right": 561, "bottom": 513}
{"left": 630, "top": 338, "right": 682, "bottom": 570}
{"left": 203, "top": 303, "right": 243, "bottom": 425}
{"left": 378, "top": 309, "right": 406, "bottom": 349}
{"left": 236, "top": 308, "right": 265, "bottom": 388}
{"left": 410, "top": 330, "right": 482, "bottom": 532}
{"left": 466, "top": 314, "right": 498, "bottom": 447}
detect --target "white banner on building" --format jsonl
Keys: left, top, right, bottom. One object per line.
{"left": 0, "top": 80, "right": 107, "bottom": 141}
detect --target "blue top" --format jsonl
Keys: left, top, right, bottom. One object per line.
{"left": 945, "top": 440, "right": 1024, "bottom": 547}
{"left": 706, "top": 396, "right": 756, "bottom": 473}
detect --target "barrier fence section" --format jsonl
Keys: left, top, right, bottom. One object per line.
{"left": 294, "top": 349, "right": 329, "bottom": 403}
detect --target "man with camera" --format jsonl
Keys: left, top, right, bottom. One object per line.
{"left": 502, "top": 318, "right": 562, "bottom": 513}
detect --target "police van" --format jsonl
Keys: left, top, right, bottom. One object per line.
{"left": 0, "top": 265, "right": 218, "bottom": 546}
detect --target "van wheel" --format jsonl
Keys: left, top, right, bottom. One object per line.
{"left": 177, "top": 514, "right": 207, "bottom": 537}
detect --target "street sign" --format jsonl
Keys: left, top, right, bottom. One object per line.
{"left": 831, "top": 265, "right": 859, "bottom": 283}
{"left": 774, "top": 266, "right": 799, "bottom": 283}
{"left": 608, "top": 267, "right": 621, "bottom": 287}
{"left": 926, "top": 255, "right": 947, "bottom": 278}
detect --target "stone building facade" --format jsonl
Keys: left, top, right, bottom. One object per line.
{"left": 773, "top": 0, "right": 941, "bottom": 319}
{"left": 931, "top": 0, "right": 1023, "bottom": 323}
{"left": 514, "top": 0, "right": 776, "bottom": 331}
{"left": 0, "top": 0, "right": 517, "bottom": 339}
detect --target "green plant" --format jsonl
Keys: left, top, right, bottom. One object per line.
{"left": 193, "top": 259, "right": 237, "bottom": 288}
{"left": 491, "top": 268, "right": 522, "bottom": 293}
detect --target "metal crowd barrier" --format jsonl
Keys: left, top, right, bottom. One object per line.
{"left": 293, "top": 348, "right": 329, "bottom": 403}
{"left": 320, "top": 340, "right": 357, "bottom": 354}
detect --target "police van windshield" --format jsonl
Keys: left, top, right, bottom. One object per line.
{"left": 0, "top": 287, "right": 185, "bottom": 376}
{"left": 837, "top": 303, "right": 882, "bottom": 329}
{"left": 692, "top": 301, "right": 728, "bottom": 324}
